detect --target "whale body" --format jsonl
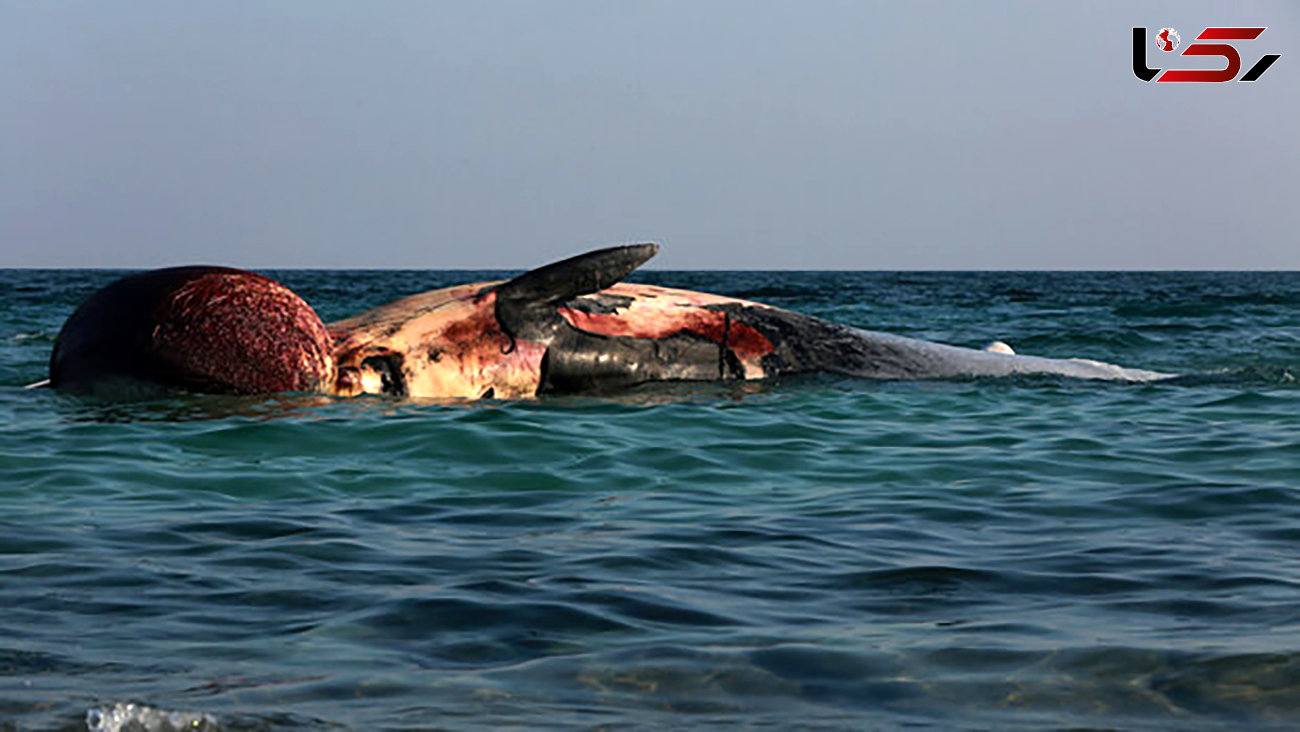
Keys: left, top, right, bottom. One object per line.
{"left": 327, "top": 243, "right": 1169, "bottom": 399}
{"left": 48, "top": 243, "right": 1170, "bottom": 399}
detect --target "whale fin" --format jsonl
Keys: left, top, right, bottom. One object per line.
{"left": 496, "top": 243, "right": 658, "bottom": 342}
{"left": 497, "top": 243, "right": 658, "bottom": 306}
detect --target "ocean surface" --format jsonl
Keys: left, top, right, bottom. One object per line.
{"left": 1, "top": 269, "right": 1299, "bottom": 731}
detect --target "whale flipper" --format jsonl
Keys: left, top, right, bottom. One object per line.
{"left": 496, "top": 243, "right": 658, "bottom": 307}
{"left": 495, "top": 243, "right": 658, "bottom": 342}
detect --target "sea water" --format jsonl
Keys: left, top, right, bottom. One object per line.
{"left": 1, "top": 269, "right": 1298, "bottom": 731}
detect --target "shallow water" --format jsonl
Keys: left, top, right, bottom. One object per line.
{"left": 1, "top": 270, "right": 1298, "bottom": 730}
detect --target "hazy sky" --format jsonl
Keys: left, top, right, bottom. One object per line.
{"left": 1, "top": 1, "right": 1296, "bottom": 269}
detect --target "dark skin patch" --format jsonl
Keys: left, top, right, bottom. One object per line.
{"left": 538, "top": 323, "right": 735, "bottom": 394}
{"left": 361, "top": 353, "right": 408, "bottom": 397}
{"left": 719, "top": 304, "right": 940, "bottom": 379}
{"left": 563, "top": 293, "right": 635, "bottom": 316}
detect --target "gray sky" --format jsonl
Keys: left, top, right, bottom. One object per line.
{"left": 1, "top": 1, "right": 1296, "bottom": 269}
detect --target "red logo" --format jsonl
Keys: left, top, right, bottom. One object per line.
{"left": 1133, "top": 27, "right": 1281, "bottom": 82}
{"left": 1156, "top": 28, "right": 1180, "bottom": 52}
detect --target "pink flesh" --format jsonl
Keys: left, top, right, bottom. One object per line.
{"left": 327, "top": 281, "right": 781, "bottom": 399}
{"left": 157, "top": 272, "right": 334, "bottom": 394}
{"left": 557, "top": 283, "right": 775, "bottom": 364}
{"left": 330, "top": 284, "right": 544, "bottom": 399}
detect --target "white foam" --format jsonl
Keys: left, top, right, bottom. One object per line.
{"left": 86, "top": 702, "right": 217, "bottom": 732}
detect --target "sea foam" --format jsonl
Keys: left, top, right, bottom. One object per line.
{"left": 86, "top": 702, "right": 217, "bottom": 732}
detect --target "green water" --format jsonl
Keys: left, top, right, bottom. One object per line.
{"left": 2, "top": 270, "right": 1299, "bottom": 730}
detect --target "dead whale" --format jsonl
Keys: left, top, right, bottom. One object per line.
{"left": 47, "top": 244, "right": 1170, "bottom": 399}
{"left": 327, "top": 243, "right": 1169, "bottom": 399}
